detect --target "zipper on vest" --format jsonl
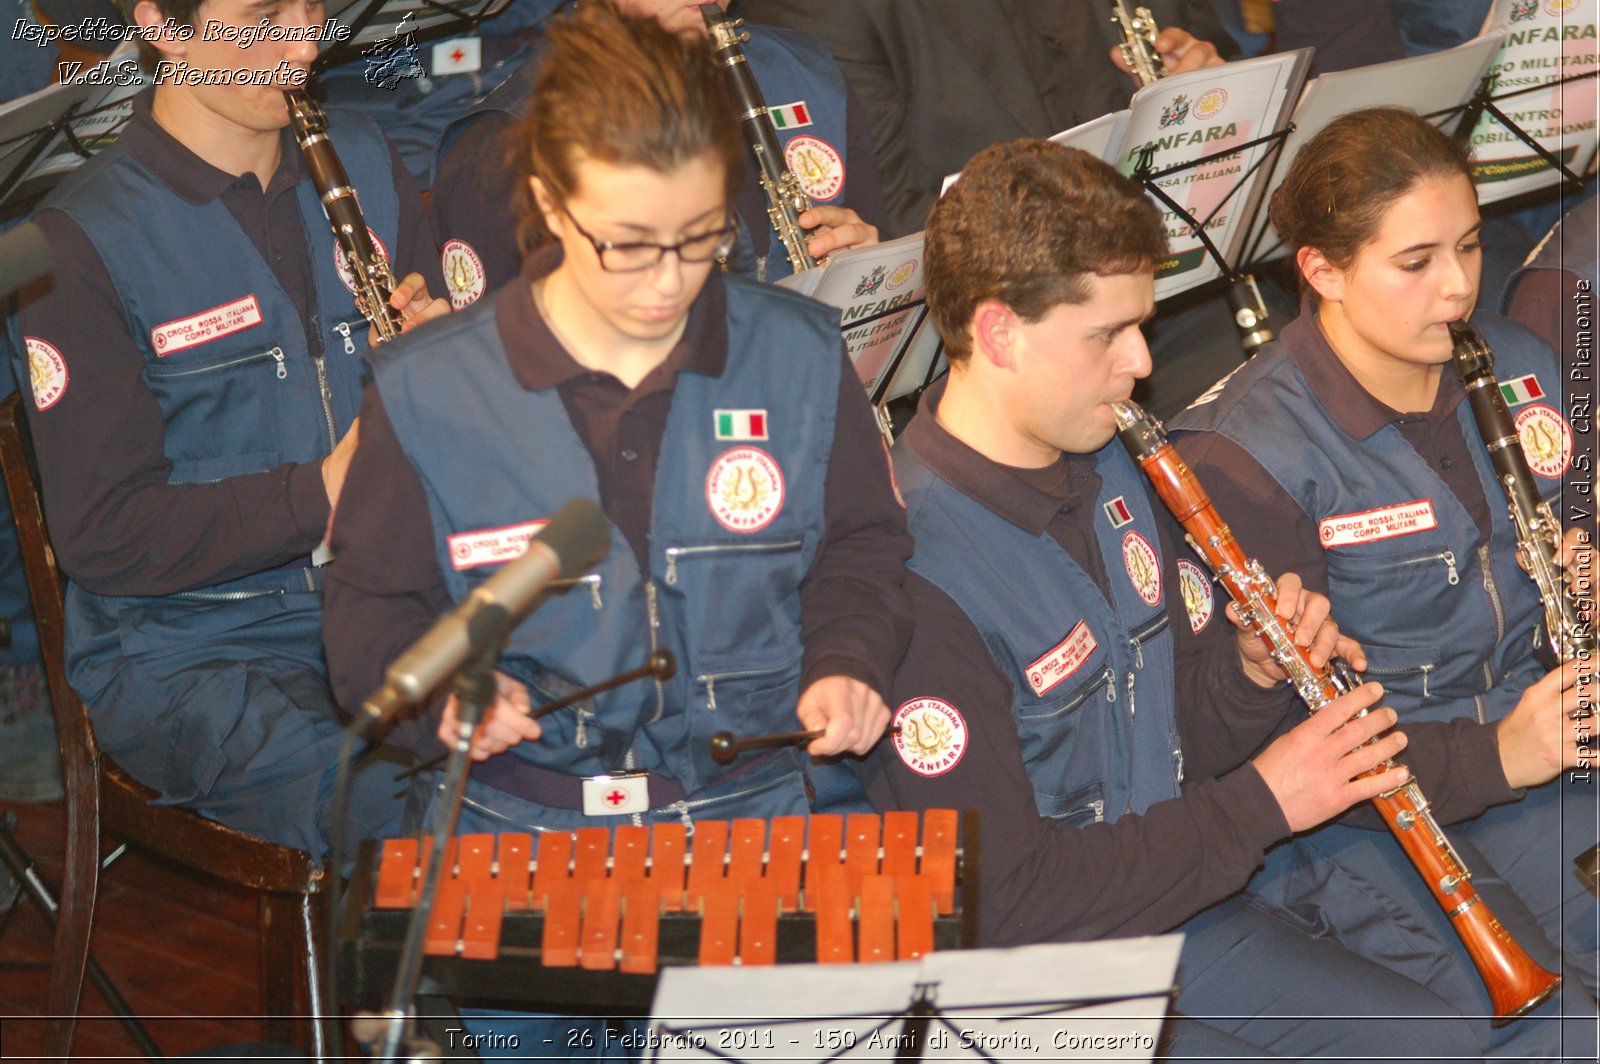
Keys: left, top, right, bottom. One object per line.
{"left": 149, "top": 346, "right": 285, "bottom": 380}
{"left": 1088, "top": 798, "right": 1105, "bottom": 824}
{"left": 331, "top": 320, "right": 357, "bottom": 356}
{"left": 550, "top": 572, "right": 604, "bottom": 611}
{"left": 1476, "top": 545, "right": 1504, "bottom": 723}
{"left": 1125, "top": 671, "right": 1136, "bottom": 718}
{"left": 1128, "top": 613, "right": 1170, "bottom": 670}
{"left": 696, "top": 665, "right": 785, "bottom": 712}
{"left": 310, "top": 353, "right": 338, "bottom": 453}
{"left": 663, "top": 539, "right": 805, "bottom": 586}
{"left": 1379, "top": 549, "right": 1458, "bottom": 585}
{"left": 173, "top": 587, "right": 286, "bottom": 602}
{"left": 644, "top": 582, "right": 665, "bottom": 725}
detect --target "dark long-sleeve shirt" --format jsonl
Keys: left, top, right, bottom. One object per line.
{"left": 1173, "top": 308, "right": 1533, "bottom": 825}
{"left": 17, "top": 90, "right": 443, "bottom": 597}
{"left": 323, "top": 247, "right": 914, "bottom": 753}
{"left": 861, "top": 392, "right": 1519, "bottom": 946}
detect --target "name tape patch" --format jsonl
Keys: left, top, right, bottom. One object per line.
{"left": 1026, "top": 621, "right": 1099, "bottom": 697}
{"left": 150, "top": 294, "right": 263, "bottom": 355}
{"left": 447, "top": 519, "right": 548, "bottom": 570}
{"left": 1319, "top": 499, "right": 1437, "bottom": 548}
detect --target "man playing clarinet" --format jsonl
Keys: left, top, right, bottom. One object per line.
{"left": 8, "top": 0, "right": 447, "bottom": 857}
{"left": 866, "top": 138, "right": 1590, "bottom": 1060}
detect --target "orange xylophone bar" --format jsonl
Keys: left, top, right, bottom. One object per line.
{"left": 371, "top": 810, "right": 961, "bottom": 973}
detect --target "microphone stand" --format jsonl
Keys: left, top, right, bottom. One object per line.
{"left": 374, "top": 637, "right": 503, "bottom": 1063}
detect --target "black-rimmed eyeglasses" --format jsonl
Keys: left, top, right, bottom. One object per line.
{"left": 563, "top": 207, "right": 738, "bottom": 272}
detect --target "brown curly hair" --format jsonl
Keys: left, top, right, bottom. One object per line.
{"left": 926, "top": 140, "right": 1168, "bottom": 366}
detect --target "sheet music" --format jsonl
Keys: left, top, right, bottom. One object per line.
{"left": 1467, "top": 0, "right": 1599, "bottom": 204}
{"left": 1114, "top": 49, "right": 1310, "bottom": 300}
{"left": 940, "top": 112, "right": 1131, "bottom": 199}
{"left": 1239, "top": 30, "right": 1508, "bottom": 264}
{"left": 777, "top": 232, "right": 927, "bottom": 396}
{"left": 0, "top": 44, "right": 147, "bottom": 217}
{"left": 647, "top": 936, "right": 1180, "bottom": 1063}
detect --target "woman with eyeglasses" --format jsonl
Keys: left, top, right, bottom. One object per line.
{"left": 322, "top": 0, "right": 911, "bottom": 855}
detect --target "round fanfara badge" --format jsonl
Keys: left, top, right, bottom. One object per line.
{"left": 892, "top": 697, "right": 968, "bottom": 777}
{"left": 1193, "top": 87, "right": 1229, "bottom": 120}
{"left": 441, "top": 239, "right": 486, "bottom": 310}
{"left": 1176, "top": 558, "right": 1214, "bottom": 634}
{"left": 1122, "top": 530, "right": 1162, "bottom": 607}
{"left": 333, "top": 228, "right": 391, "bottom": 296}
{"left": 783, "top": 135, "right": 845, "bottom": 201}
{"left": 706, "top": 447, "right": 786, "bottom": 532}
{"left": 1514, "top": 404, "right": 1572, "bottom": 479}
{"left": 24, "top": 337, "right": 68, "bottom": 411}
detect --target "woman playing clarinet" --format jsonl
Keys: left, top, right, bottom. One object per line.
{"left": 1174, "top": 105, "right": 1597, "bottom": 1016}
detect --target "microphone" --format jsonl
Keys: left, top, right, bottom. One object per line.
{"left": 0, "top": 223, "right": 52, "bottom": 299}
{"left": 356, "top": 497, "right": 609, "bottom": 735}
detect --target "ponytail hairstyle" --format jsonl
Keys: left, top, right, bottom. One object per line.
{"left": 1269, "top": 106, "right": 1474, "bottom": 294}
{"left": 510, "top": 0, "right": 743, "bottom": 258}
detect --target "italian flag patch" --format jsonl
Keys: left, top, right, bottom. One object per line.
{"left": 1499, "top": 373, "right": 1545, "bottom": 407}
{"left": 769, "top": 101, "right": 812, "bottom": 130}
{"left": 715, "top": 409, "right": 768, "bottom": 440}
{"left": 1104, "top": 496, "right": 1134, "bottom": 528}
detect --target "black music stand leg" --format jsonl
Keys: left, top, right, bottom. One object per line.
{"left": 0, "top": 811, "right": 165, "bottom": 1060}
{"left": 415, "top": 996, "right": 478, "bottom": 1060}
{"left": 375, "top": 639, "right": 501, "bottom": 1062}
{"left": 894, "top": 983, "right": 939, "bottom": 1064}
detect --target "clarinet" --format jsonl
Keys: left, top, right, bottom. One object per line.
{"left": 1110, "top": 2, "right": 1274, "bottom": 356}
{"left": 1451, "top": 321, "right": 1594, "bottom": 662}
{"left": 1111, "top": 0, "right": 1166, "bottom": 87}
{"left": 1450, "top": 320, "right": 1600, "bottom": 894}
{"left": 285, "top": 91, "right": 403, "bottom": 342}
{"left": 1112, "top": 399, "right": 1563, "bottom": 1024}
{"left": 702, "top": 6, "right": 818, "bottom": 275}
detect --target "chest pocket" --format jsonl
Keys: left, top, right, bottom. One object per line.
{"left": 663, "top": 536, "right": 807, "bottom": 672}
{"left": 1325, "top": 539, "right": 1460, "bottom": 619}
{"left": 143, "top": 342, "right": 288, "bottom": 483}
{"left": 1013, "top": 659, "right": 1117, "bottom": 813}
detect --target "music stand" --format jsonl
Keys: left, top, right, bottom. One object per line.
{"left": 646, "top": 935, "right": 1181, "bottom": 1063}
{"left": 0, "top": 46, "right": 146, "bottom": 224}
{"left": 1441, "top": 70, "right": 1599, "bottom": 204}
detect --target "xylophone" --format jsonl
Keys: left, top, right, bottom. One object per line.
{"left": 339, "top": 810, "right": 979, "bottom": 1013}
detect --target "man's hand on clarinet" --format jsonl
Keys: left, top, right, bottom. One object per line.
{"left": 796, "top": 675, "right": 891, "bottom": 757}
{"left": 1232, "top": 572, "right": 1367, "bottom": 688}
{"left": 1252, "top": 681, "right": 1410, "bottom": 832}
{"left": 800, "top": 205, "right": 879, "bottom": 260}
{"left": 1108, "top": 26, "right": 1224, "bottom": 82}
{"left": 369, "top": 272, "right": 451, "bottom": 346}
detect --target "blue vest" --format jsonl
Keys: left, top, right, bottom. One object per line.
{"left": 432, "top": 22, "right": 850, "bottom": 290}
{"left": 15, "top": 107, "right": 400, "bottom": 679}
{"left": 374, "top": 273, "right": 841, "bottom": 793}
{"left": 894, "top": 433, "right": 1183, "bottom": 825}
{"left": 1173, "top": 312, "right": 1557, "bottom": 724}
{"left": 1501, "top": 196, "right": 1598, "bottom": 313}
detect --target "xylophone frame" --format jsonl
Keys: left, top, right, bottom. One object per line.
{"left": 337, "top": 810, "right": 980, "bottom": 1015}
